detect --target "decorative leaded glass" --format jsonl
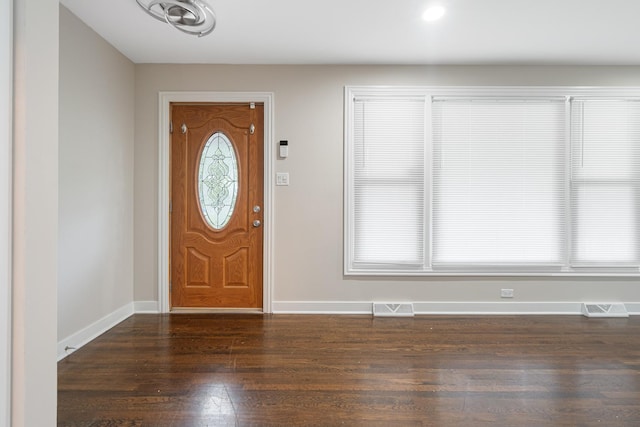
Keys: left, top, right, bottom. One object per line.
{"left": 198, "top": 132, "right": 238, "bottom": 230}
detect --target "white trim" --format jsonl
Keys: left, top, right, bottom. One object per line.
{"left": 158, "top": 92, "right": 275, "bottom": 314}
{"left": 0, "top": 0, "right": 11, "bottom": 422}
{"left": 134, "top": 301, "right": 159, "bottom": 313}
{"left": 413, "top": 302, "right": 582, "bottom": 315}
{"left": 57, "top": 303, "right": 134, "bottom": 361}
{"left": 273, "top": 300, "right": 640, "bottom": 315}
{"left": 273, "top": 301, "right": 373, "bottom": 314}
{"left": 624, "top": 303, "right": 640, "bottom": 315}
{"left": 342, "top": 270, "right": 640, "bottom": 277}
{"left": 343, "top": 87, "right": 353, "bottom": 276}
{"left": 346, "top": 86, "right": 640, "bottom": 99}
{"left": 563, "top": 96, "right": 573, "bottom": 271}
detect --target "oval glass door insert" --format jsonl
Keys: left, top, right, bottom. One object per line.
{"left": 198, "top": 132, "right": 239, "bottom": 230}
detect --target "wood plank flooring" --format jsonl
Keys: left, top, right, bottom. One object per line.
{"left": 58, "top": 314, "right": 640, "bottom": 426}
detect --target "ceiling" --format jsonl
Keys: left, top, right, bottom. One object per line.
{"left": 60, "top": 0, "right": 640, "bottom": 65}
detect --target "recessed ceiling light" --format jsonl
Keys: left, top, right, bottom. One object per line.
{"left": 422, "top": 5, "right": 446, "bottom": 22}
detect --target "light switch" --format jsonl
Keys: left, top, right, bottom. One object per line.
{"left": 276, "top": 172, "right": 289, "bottom": 186}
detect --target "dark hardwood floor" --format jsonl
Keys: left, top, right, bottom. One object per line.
{"left": 58, "top": 314, "right": 640, "bottom": 426}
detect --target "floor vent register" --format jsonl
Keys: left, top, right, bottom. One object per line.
{"left": 372, "top": 302, "right": 415, "bottom": 317}
{"left": 582, "top": 303, "right": 628, "bottom": 318}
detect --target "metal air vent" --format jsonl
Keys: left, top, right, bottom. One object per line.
{"left": 582, "top": 303, "right": 628, "bottom": 318}
{"left": 373, "top": 302, "right": 415, "bottom": 317}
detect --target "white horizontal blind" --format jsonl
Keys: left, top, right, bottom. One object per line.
{"left": 570, "top": 99, "right": 640, "bottom": 266}
{"left": 352, "top": 98, "right": 425, "bottom": 266}
{"left": 432, "top": 98, "right": 566, "bottom": 265}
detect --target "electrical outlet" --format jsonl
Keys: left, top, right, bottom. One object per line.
{"left": 501, "top": 289, "right": 514, "bottom": 298}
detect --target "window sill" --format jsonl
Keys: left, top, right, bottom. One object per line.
{"left": 345, "top": 267, "right": 640, "bottom": 277}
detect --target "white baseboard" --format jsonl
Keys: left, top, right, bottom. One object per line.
{"left": 272, "top": 301, "right": 372, "bottom": 314}
{"left": 413, "top": 301, "right": 582, "bottom": 315}
{"left": 57, "top": 302, "right": 134, "bottom": 361}
{"left": 273, "top": 301, "right": 640, "bottom": 315}
{"left": 134, "top": 300, "right": 159, "bottom": 313}
{"left": 625, "top": 303, "right": 640, "bottom": 315}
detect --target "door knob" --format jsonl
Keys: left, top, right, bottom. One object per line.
{"left": 253, "top": 205, "right": 261, "bottom": 213}
{"left": 253, "top": 220, "right": 261, "bottom": 228}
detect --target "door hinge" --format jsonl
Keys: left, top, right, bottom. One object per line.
{"left": 169, "top": 281, "right": 172, "bottom": 291}
{"left": 169, "top": 201, "right": 172, "bottom": 213}
{"left": 170, "top": 121, "right": 173, "bottom": 133}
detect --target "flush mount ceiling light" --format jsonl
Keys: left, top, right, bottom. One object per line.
{"left": 422, "top": 5, "right": 446, "bottom": 22}
{"left": 136, "top": 0, "right": 216, "bottom": 37}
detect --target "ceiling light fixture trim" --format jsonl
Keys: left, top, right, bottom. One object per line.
{"left": 136, "top": 0, "right": 216, "bottom": 37}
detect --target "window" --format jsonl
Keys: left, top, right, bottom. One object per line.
{"left": 432, "top": 98, "right": 565, "bottom": 266}
{"left": 570, "top": 100, "right": 640, "bottom": 266}
{"left": 344, "top": 87, "right": 640, "bottom": 275}
{"left": 198, "top": 132, "right": 239, "bottom": 230}
{"left": 352, "top": 98, "right": 425, "bottom": 267}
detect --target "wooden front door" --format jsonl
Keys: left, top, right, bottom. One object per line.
{"left": 170, "top": 103, "right": 263, "bottom": 309}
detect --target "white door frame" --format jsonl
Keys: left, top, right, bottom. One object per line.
{"left": 158, "top": 92, "right": 274, "bottom": 313}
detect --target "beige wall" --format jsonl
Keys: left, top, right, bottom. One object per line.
{"left": 13, "top": 0, "right": 58, "bottom": 424}
{"left": 1, "top": 0, "right": 11, "bottom": 422}
{"left": 58, "top": 7, "right": 135, "bottom": 341}
{"left": 134, "top": 64, "right": 640, "bottom": 308}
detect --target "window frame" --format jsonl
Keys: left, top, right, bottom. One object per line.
{"left": 344, "top": 86, "right": 640, "bottom": 277}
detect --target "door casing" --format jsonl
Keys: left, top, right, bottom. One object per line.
{"left": 158, "top": 92, "right": 274, "bottom": 313}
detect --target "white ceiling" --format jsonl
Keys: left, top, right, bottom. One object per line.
{"left": 60, "top": 0, "right": 640, "bottom": 65}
